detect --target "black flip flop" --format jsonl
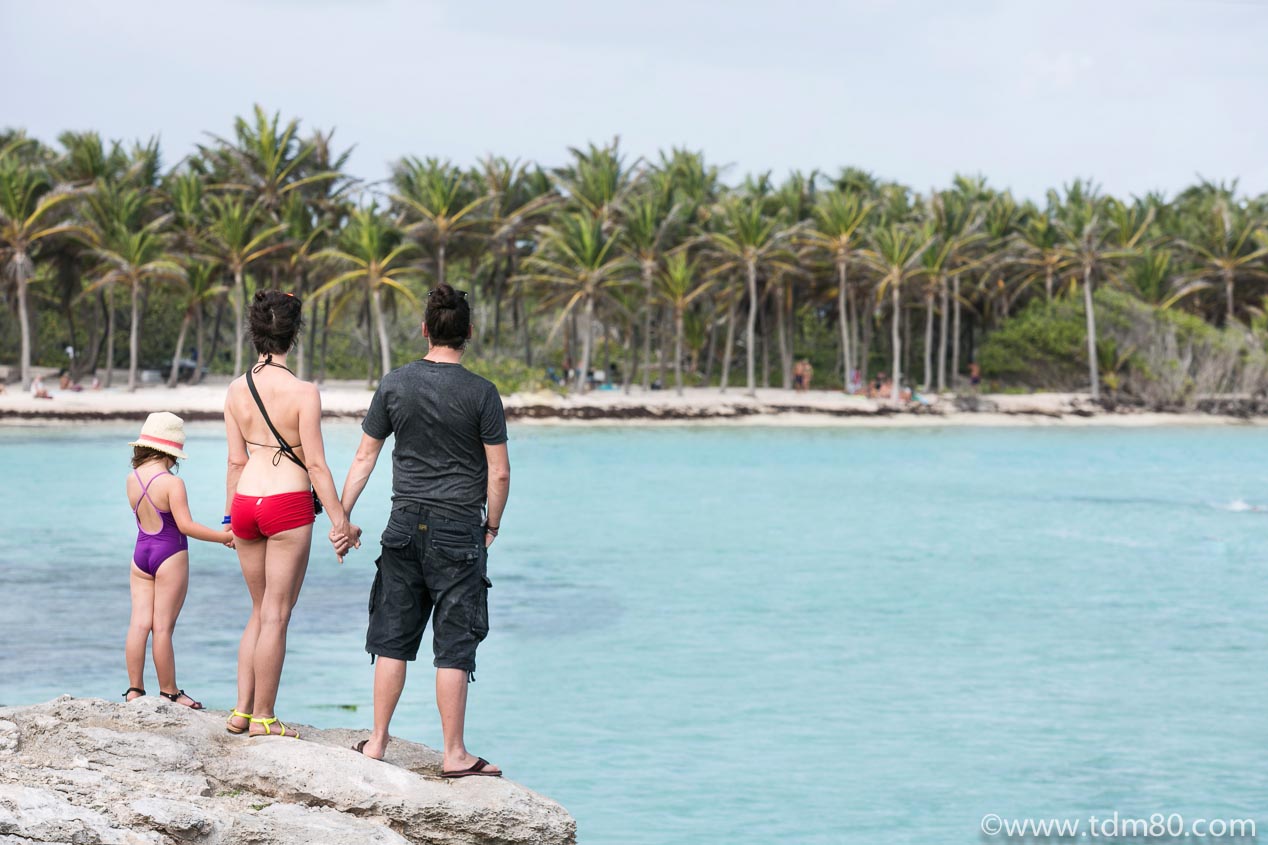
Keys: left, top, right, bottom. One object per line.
{"left": 441, "top": 757, "right": 502, "bottom": 779}
{"left": 158, "top": 689, "right": 204, "bottom": 710}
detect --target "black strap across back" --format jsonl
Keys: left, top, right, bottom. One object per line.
{"left": 246, "top": 357, "right": 305, "bottom": 471}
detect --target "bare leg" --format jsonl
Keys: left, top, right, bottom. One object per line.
{"left": 437, "top": 668, "right": 499, "bottom": 774}
{"left": 125, "top": 566, "right": 154, "bottom": 698}
{"left": 152, "top": 553, "right": 197, "bottom": 706}
{"left": 233, "top": 536, "right": 267, "bottom": 731}
{"left": 359, "top": 657, "right": 406, "bottom": 759}
{"left": 248, "top": 525, "right": 312, "bottom": 737}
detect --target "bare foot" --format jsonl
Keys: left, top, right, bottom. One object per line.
{"left": 442, "top": 752, "right": 501, "bottom": 776}
{"left": 355, "top": 736, "right": 388, "bottom": 760}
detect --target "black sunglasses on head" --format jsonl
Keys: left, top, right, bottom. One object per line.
{"left": 427, "top": 289, "right": 469, "bottom": 299}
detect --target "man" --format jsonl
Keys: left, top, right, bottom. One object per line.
{"left": 334, "top": 283, "right": 510, "bottom": 778}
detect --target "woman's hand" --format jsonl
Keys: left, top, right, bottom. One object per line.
{"left": 221, "top": 528, "right": 236, "bottom": 549}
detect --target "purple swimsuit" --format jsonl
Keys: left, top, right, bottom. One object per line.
{"left": 132, "top": 470, "right": 188, "bottom": 576}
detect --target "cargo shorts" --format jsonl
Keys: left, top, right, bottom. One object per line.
{"left": 365, "top": 503, "right": 491, "bottom": 674}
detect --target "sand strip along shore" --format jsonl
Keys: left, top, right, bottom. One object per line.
{"left": 1, "top": 383, "right": 1265, "bottom": 426}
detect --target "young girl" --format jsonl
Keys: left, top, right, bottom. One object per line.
{"left": 122, "top": 412, "right": 234, "bottom": 707}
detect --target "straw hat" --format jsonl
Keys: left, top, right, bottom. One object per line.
{"left": 129, "top": 412, "right": 189, "bottom": 460}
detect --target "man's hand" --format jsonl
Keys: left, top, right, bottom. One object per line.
{"left": 329, "top": 524, "right": 362, "bottom": 564}
{"left": 484, "top": 530, "right": 496, "bottom": 549}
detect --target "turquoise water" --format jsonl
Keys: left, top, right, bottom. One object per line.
{"left": 2, "top": 422, "right": 1267, "bottom": 843}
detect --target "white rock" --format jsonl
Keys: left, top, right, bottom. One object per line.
{"left": 0, "top": 697, "right": 575, "bottom": 845}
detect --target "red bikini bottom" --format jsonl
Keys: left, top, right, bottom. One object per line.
{"left": 231, "top": 491, "right": 316, "bottom": 540}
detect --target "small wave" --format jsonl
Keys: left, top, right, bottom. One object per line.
{"left": 1215, "top": 499, "right": 1263, "bottom": 512}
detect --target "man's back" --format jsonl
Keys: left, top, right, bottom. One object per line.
{"left": 362, "top": 359, "right": 507, "bottom": 523}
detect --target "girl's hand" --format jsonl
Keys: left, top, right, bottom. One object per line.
{"left": 221, "top": 528, "right": 236, "bottom": 549}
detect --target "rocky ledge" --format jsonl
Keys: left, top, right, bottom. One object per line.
{"left": 0, "top": 696, "right": 575, "bottom": 845}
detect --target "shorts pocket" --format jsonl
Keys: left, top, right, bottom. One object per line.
{"left": 380, "top": 511, "right": 415, "bottom": 549}
{"left": 473, "top": 574, "right": 492, "bottom": 641}
{"left": 368, "top": 559, "right": 383, "bottom": 614}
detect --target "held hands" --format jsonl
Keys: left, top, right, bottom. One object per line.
{"left": 328, "top": 523, "right": 362, "bottom": 564}
{"left": 221, "top": 528, "right": 236, "bottom": 550}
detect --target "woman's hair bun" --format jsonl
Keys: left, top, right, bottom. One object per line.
{"left": 248, "top": 289, "right": 304, "bottom": 356}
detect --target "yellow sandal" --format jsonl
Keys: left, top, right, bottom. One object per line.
{"left": 226, "top": 710, "right": 252, "bottom": 735}
{"left": 249, "top": 716, "right": 300, "bottom": 739}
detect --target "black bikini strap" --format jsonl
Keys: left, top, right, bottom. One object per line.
{"left": 245, "top": 366, "right": 306, "bottom": 471}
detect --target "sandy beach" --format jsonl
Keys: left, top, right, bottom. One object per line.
{"left": 1, "top": 378, "right": 1262, "bottom": 427}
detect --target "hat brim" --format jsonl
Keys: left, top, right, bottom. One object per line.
{"left": 128, "top": 439, "right": 188, "bottom": 460}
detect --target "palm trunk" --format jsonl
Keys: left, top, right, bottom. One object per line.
{"left": 951, "top": 276, "right": 962, "bottom": 389}
{"left": 837, "top": 260, "right": 852, "bottom": 392}
{"left": 623, "top": 319, "right": 636, "bottom": 394}
{"left": 745, "top": 262, "right": 759, "bottom": 396}
{"left": 922, "top": 291, "right": 934, "bottom": 393}
{"left": 168, "top": 307, "right": 192, "bottom": 387}
{"left": 232, "top": 268, "right": 245, "bottom": 376}
{"left": 641, "top": 260, "right": 654, "bottom": 391}
{"left": 194, "top": 304, "right": 206, "bottom": 385}
{"left": 370, "top": 283, "right": 392, "bottom": 381}
{"left": 890, "top": 281, "right": 901, "bottom": 402}
{"left": 16, "top": 262, "right": 32, "bottom": 389}
{"left": 674, "top": 308, "right": 685, "bottom": 396}
{"left": 1045, "top": 265, "right": 1054, "bottom": 302}
{"left": 720, "top": 293, "right": 738, "bottom": 393}
{"left": 128, "top": 280, "right": 140, "bottom": 392}
{"left": 319, "top": 297, "right": 330, "bottom": 383}
{"left": 295, "top": 270, "right": 308, "bottom": 379}
{"left": 207, "top": 292, "right": 227, "bottom": 379}
{"left": 937, "top": 275, "right": 949, "bottom": 392}
{"left": 576, "top": 294, "right": 595, "bottom": 393}
{"left": 1225, "top": 267, "right": 1235, "bottom": 324}
{"left": 1083, "top": 264, "right": 1099, "bottom": 400}
{"left": 776, "top": 282, "right": 792, "bottom": 389}
{"left": 104, "top": 284, "right": 116, "bottom": 387}
{"left": 437, "top": 242, "right": 446, "bottom": 289}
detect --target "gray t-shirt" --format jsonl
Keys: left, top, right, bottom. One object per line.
{"left": 362, "top": 359, "right": 508, "bottom": 523}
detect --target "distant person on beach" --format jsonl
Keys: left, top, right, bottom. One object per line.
{"left": 793, "top": 360, "right": 806, "bottom": 391}
{"left": 848, "top": 368, "right": 863, "bottom": 395}
{"left": 122, "top": 412, "right": 234, "bottom": 709}
{"left": 968, "top": 362, "right": 982, "bottom": 390}
{"left": 30, "top": 376, "right": 51, "bottom": 399}
{"left": 223, "top": 290, "right": 355, "bottom": 739}
{"left": 337, "top": 283, "right": 510, "bottom": 778}
{"left": 802, "top": 359, "right": 813, "bottom": 390}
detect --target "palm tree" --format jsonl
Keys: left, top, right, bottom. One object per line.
{"left": 520, "top": 212, "right": 634, "bottom": 393}
{"left": 202, "top": 195, "right": 287, "bottom": 375}
{"left": 709, "top": 198, "right": 798, "bottom": 396}
{"left": 657, "top": 251, "right": 714, "bottom": 395}
{"left": 1179, "top": 198, "right": 1268, "bottom": 324}
{"left": 313, "top": 204, "right": 421, "bottom": 381}
{"left": 623, "top": 188, "right": 682, "bottom": 390}
{"left": 0, "top": 143, "right": 83, "bottom": 388}
{"left": 1053, "top": 193, "right": 1151, "bottom": 400}
{"left": 804, "top": 189, "right": 873, "bottom": 389}
{"left": 555, "top": 139, "right": 635, "bottom": 224}
{"left": 391, "top": 157, "right": 488, "bottom": 290}
{"left": 209, "top": 105, "right": 340, "bottom": 214}
{"left": 858, "top": 224, "right": 930, "bottom": 402}
{"left": 168, "top": 261, "right": 226, "bottom": 386}
{"left": 83, "top": 215, "right": 184, "bottom": 390}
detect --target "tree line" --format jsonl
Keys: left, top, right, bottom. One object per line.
{"left": 3, "top": 105, "right": 1267, "bottom": 400}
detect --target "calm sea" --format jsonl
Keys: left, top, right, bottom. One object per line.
{"left": 2, "top": 422, "right": 1266, "bottom": 844}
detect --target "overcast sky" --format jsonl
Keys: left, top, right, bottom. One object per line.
{"left": 4, "top": 0, "right": 1266, "bottom": 201}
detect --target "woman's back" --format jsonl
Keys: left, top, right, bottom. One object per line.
{"left": 226, "top": 364, "right": 314, "bottom": 496}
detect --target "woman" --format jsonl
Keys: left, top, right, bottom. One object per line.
{"left": 223, "top": 290, "right": 356, "bottom": 738}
